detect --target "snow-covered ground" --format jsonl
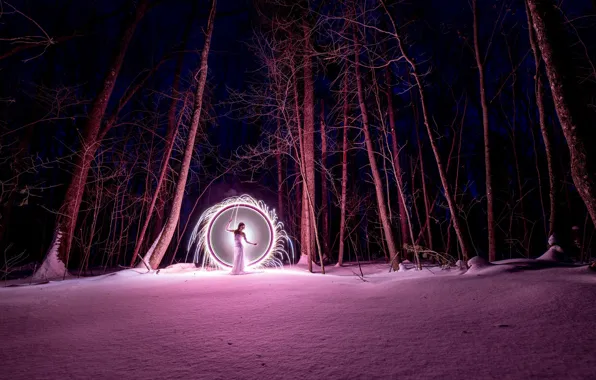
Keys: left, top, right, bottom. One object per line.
{"left": 1, "top": 261, "right": 595, "bottom": 379}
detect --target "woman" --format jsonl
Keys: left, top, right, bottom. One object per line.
{"left": 226, "top": 218, "right": 257, "bottom": 275}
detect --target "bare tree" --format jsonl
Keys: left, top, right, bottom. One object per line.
{"left": 352, "top": 26, "right": 398, "bottom": 267}
{"left": 472, "top": 0, "right": 496, "bottom": 261}
{"left": 385, "top": 67, "right": 410, "bottom": 250}
{"left": 319, "top": 100, "right": 330, "bottom": 261}
{"left": 526, "top": 0, "right": 596, "bottom": 231}
{"left": 130, "top": 7, "right": 196, "bottom": 268}
{"left": 525, "top": 1, "right": 557, "bottom": 240}
{"left": 379, "top": 0, "right": 473, "bottom": 260}
{"left": 33, "top": 0, "right": 150, "bottom": 280}
{"left": 147, "top": 0, "right": 217, "bottom": 269}
{"left": 337, "top": 75, "right": 349, "bottom": 266}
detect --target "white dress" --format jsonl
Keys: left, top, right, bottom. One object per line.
{"left": 230, "top": 233, "right": 245, "bottom": 275}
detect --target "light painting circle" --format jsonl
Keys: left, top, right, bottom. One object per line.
{"left": 206, "top": 204, "right": 274, "bottom": 268}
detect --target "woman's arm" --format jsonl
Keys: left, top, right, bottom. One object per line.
{"left": 243, "top": 233, "right": 257, "bottom": 246}
{"left": 225, "top": 219, "right": 234, "bottom": 232}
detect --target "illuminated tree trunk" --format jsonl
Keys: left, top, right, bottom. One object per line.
{"left": 525, "top": 1, "right": 557, "bottom": 239}
{"left": 526, "top": 0, "right": 596, "bottom": 229}
{"left": 385, "top": 68, "right": 409, "bottom": 250}
{"left": 353, "top": 31, "right": 398, "bottom": 266}
{"left": 148, "top": 0, "right": 217, "bottom": 269}
{"left": 131, "top": 13, "right": 194, "bottom": 268}
{"left": 276, "top": 119, "right": 284, "bottom": 221}
{"left": 290, "top": 62, "right": 311, "bottom": 271}
{"left": 303, "top": 23, "right": 317, "bottom": 269}
{"left": 34, "top": 0, "right": 149, "bottom": 280}
{"left": 320, "top": 100, "right": 329, "bottom": 261}
{"left": 337, "top": 76, "right": 349, "bottom": 266}
{"left": 472, "top": 0, "right": 496, "bottom": 261}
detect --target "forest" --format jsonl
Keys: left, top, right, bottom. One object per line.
{"left": 2, "top": 0, "right": 595, "bottom": 278}
{"left": 2, "top": 1, "right": 596, "bottom": 379}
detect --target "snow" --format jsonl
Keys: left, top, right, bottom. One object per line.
{"left": 31, "top": 230, "right": 69, "bottom": 281}
{"left": 537, "top": 245, "right": 565, "bottom": 262}
{"left": 2, "top": 261, "right": 596, "bottom": 379}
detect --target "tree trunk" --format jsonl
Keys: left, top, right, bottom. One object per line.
{"left": 353, "top": 30, "right": 398, "bottom": 266}
{"left": 383, "top": 4, "right": 473, "bottom": 260}
{"left": 472, "top": 0, "right": 496, "bottom": 261}
{"left": 386, "top": 67, "right": 410, "bottom": 249}
{"left": 276, "top": 119, "right": 284, "bottom": 221}
{"left": 337, "top": 76, "right": 349, "bottom": 266}
{"left": 130, "top": 9, "right": 194, "bottom": 267}
{"left": 148, "top": 0, "right": 217, "bottom": 269}
{"left": 412, "top": 97, "right": 433, "bottom": 251}
{"left": 525, "top": 1, "right": 557, "bottom": 239}
{"left": 303, "top": 23, "right": 318, "bottom": 269}
{"left": 320, "top": 100, "right": 329, "bottom": 261}
{"left": 34, "top": 0, "right": 148, "bottom": 279}
{"left": 526, "top": 0, "right": 596, "bottom": 229}
{"left": 290, "top": 61, "right": 311, "bottom": 271}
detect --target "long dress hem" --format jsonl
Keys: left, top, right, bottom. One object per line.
{"left": 230, "top": 232, "right": 246, "bottom": 275}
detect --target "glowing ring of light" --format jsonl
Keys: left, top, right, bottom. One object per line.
{"left": 186, "top": 194, "right": 293, "bottom": 270}
{"left": 206, "top": 203, "right": 274, "bottom": 268}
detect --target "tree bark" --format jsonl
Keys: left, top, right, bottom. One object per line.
{"left": 386, "top": 67, "right": 410, "bottom": 250}
{"left": 525, "top": 1, "right": 557, "bottom": 239}
{"left": 337, "top": 76, "right": 349, "bottom": 266}
{"left": 382, "top": 2, "right": 473, "bottom": 260}
{"left": 320, "top": 100, "right": 329, "bottom": 261}
{"left": 276, "top": 119, "right": 284, "bottom": 221}
{"left": 303, "top": 23, "right": 317, "bottom": 269}
{"left": 412, "top": 94, "right": 433, "bottom": 251}
{"left": 353, "top": 30, "right": 398, "bottom": 266}
{"left": 526, "top": 0, "right": 596, "bottom": 228}
{"left": 290, "top": 61, "right": 311, "bottom": 271}
{"left": 36, "top": 0, "right": 148, "bottom": 278}
{"left": 472, "top": 0, "right": 496, "bottom": 261}
{"left": 131, "top": 9, "right": 195, "bottom": 268}
{"left": 148, "top": 0, "right": 217, "bottom": 269}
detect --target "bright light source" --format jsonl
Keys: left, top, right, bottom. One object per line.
{"left": 187, "top": 194, "right": 293, "bottom": 269}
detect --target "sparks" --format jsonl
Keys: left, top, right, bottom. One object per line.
{"left": 186, "top": 194, "right": 294, "bottom": 270}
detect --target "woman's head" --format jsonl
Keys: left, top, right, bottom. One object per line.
{"left": 234, "top": 222, "right": 245, "bottom": 233}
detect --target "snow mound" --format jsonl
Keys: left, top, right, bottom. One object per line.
{"left": 455, "top": 259, "right": 468, "bottom": 270}
{"left": 465, "top": 256, "right": 516, "bottom": 275}
{"left": 31, "top": 231, "right": 70, "bottom": 281}
{"left": 162, "top": 263, "right": 197, "bottom": 273}
{"left": 536, "top": 245, "right": 564, "bottom": 262}
{"left": 467, "top": 255, "right": 489, "bottom": 269}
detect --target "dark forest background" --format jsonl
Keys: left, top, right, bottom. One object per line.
{"left": 1, "top": 0, "right": 595, "bottom": 278}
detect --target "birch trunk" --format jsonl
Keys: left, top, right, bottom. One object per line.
{"left": 131, "top": 22, "right": 193, "bottom": 268}
{"left": 353, "top": 31, "right": 398, "bottom": 266}
{"left": 320, "top": 100, "right": 329, "bottom": 261}
{"left": 303, "top": 23, "right": 317, "bottom": 268}
{"left": 382, "top": 3, "right": 473, "bottom": 260}
{"left": 148, "top": 0, "right": 217, "bottom": 269}
{"left": 276, "top": 119, "right": 284, "bottom": 221}
{"left": 472, "top": 0, "right": 496, "bottom": 261}
{"left": 526, "top": 0, "right": 596, "bottom": 229}
{"left": 525, "top": 1, "right": 557, "bottom": 239}
{"left": 337, "top": 77, "right": 349, "bottom": 267}
{"left": 386, "top": 67, "right": 410, "bottom": 249}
